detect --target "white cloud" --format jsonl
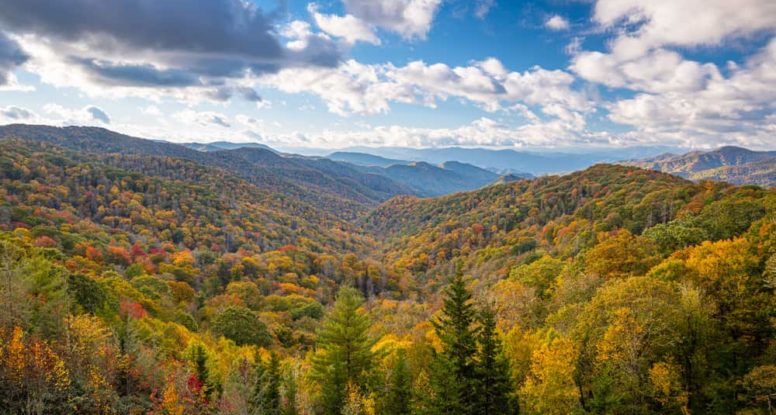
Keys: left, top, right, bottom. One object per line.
{"left": 593, "top": 0, "right": 776, "bottom": 52}
{"left": 341, "top": 0, "right": 442, "bottom": 39}
{"left": 474, "top": 0, "right": 495, "bottom": 20}
{"left": 292, "top": 114, "right": 599, "bottom": 148}
{"left": 142, "top": 105, "right": 162, "bottom": 116}
{"left": 607, "top": 38, "right": 776, "bottom": 149}
{"left": 574, "top": 0, "right": 776, "bottom": 92}
{"left": 43, "top": 104, "right": 111, "bottom": 125}
{"left": 174, "top": 110, "right": 231, "bottom": 128}
{"left": 572, "top": 48, "right": 721, "bottom": 93}
{"left": 0, "top": 105, "right": 34, "bottom": 121}
{"left": 309, "top": 4, "right": 381, "bottom": 45}
{"left": 545, "top": 15, "right": 569, "bottom": 31}
{"left": 256, "top": 57, "right": 591, "bottom": 117}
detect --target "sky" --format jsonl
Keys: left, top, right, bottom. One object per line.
{"left": 0, "top": 0, "right": 774, "bottom": 151}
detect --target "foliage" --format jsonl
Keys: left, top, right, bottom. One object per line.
{"left": 0, "top": 134, "right": 774, "bottom": 414}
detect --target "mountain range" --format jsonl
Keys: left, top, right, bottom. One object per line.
{"left": 0, "top": 125, "right": 521, "bottom": 207}
{"left": 318, "top": 145, "right": 683, "bottom": 175}
{"left": 623, "top": 146, "right": 776, "bottom": 187}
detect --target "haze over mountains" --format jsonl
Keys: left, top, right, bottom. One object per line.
{"left": 310, "top": 145, "right": 684, "bottom": 175}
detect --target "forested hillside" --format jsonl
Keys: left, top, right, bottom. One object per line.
{"left": 1, "top": 131, "right": 774, "bottom": 415}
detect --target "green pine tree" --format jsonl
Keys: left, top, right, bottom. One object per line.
{"left": 410, "top": 370, "right": 437, "bottom": 415}
{"left": 382, "top": 351, "right": 412, "bottom": 415}
{"left": 430, "top": 274, "right": 479, "bottom": 414}
{"left": 250, "top": 352, "right": 281, "bottom": 415}
{"left": 311, "top": 287, "right": 374, "bottom": 415}
{"left": 188, "top": 342, "right": 213, "bottom": 402}
{"left": 475, "top": 304, "right": 516, "bottom": 415}
{"left": 250, "top": 355, "right": 266, "bottom": 415}
{"left": 263, "top": 352, "right": 282, "bottom": 415}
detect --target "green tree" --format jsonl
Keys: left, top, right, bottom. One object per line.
{"left": 188, "top": 342, "right": 211, "bottom": 399}
{"left": 430, "top": 274, "right": 479, "bottom": 414}
{"left": 475, "top": 305, "right": 515, "bottom": 414}
{"left": 251, "top": 352, "right": 281, "bottom": 415}
{"left": 211, "top": 305, "right": 272, "bottom": 347}
{"left": 382, "top": 351, "right": 412, "bottom": 415}
{"left": 310, "top": 287, "right": 374, "bottom": 415}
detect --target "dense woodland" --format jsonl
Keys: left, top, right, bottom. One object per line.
{"left": 0, "top": 133, "right": 775, "bottom": 415}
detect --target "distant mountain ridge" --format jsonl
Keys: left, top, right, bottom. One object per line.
{"left": 182, "top": 141, "right": 277, "bottom": 153}
{"left": 0, "top": 124, "right": 405, "bottom": 218}
{"left": 624, "top": 146, "right": 776, "bottom": 187}
{"left": 333, "top": 145, "right": 682, "bottom": 175}
{"left": 327, "top": 151, "right": 512, "bottom": 196}
{"left": 327, "top": 151, "right": 407, "bottom": 168}
{"left": 0, "top": 124, "right": 515, "bottom": 208}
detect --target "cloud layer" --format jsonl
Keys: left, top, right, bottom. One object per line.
{"left": 0, "top": 0, "right": 774, "bottom": 150}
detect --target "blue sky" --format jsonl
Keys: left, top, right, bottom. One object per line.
{"left": 0, "top": 0, "right": 774, "bottom": 150}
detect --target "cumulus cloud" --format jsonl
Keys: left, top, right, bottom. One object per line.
{"left": 0, "top": 32, "right": 28, "bottom": 85}
{"left": 592, "top": 0, "right": 776, "bottom": 52}
{"left": 574, "top": 0, "right": 776, "bottom": 91}
{"left": 545, "top": 15, "right": 569, "bottom": 31}
{"left": 607, "top": 38, "right": 776, "bottom": 149}
{"left": 572, "top": 48, "right": 721, "bottom": 93}
{"left": 563, "top": 0, "right": 776, "bottom": 148}
{"left": 309, "top": 4, "right": 381, "bottom": 45}
{"left": 43, "top": 104, "right": 111, "bottom": 125}
{"left": 175, "top": 110, "right": 231, "bottom": 128}
{"left": 0, "top": 105, "right": 34, "bottom": 120}
{"left": 86, "top": 106, "right": 110, "bottom": 124}
{"left": 257, "top": 57, "right": 591, "bottom": 117}
{"left": 279, "top": 114, "right": 600, "bottom": 149}
{"left": 0, "top": 0, "right": 340, "bottom": 101}
{"left": 341, "top": 0, "right": 442, "bottom": 39}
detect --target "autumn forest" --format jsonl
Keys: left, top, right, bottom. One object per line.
{"left": 0, "top": 126, "right": 774, "bottom": 415}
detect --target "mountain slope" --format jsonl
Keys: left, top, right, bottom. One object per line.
{"left": 624, "top": 146, "right": 776, "bottom": 187}
{"left": 381, "top": 161, "right": 499, "bottom": 196}
{"left": 364, "top": 164, "right": 774, "bottom": 290}
{"left": 0, "top": 124, "right": 416, "bottom": 218}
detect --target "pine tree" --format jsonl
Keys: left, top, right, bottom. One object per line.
{"left": 410, "top": 370, "right": 437, "bottom": 415}
{"left": 250, "top": 356, "right": 266, "bottom": 415}
{"left": 311, "top": 287, "right": 374, "bottom": 415}
{"left": 263, "top": 352, "right": 281, "bottom": 415}
{"left": 189, "top": 342, "right": 210, "bottom": 399}
{"left": 382, "top": 351, "right": 412, "bottom": 415}
{"left": 430, "top": 274, "right": 479, "bottom": 414}
{"left": 475, "top": 304, "right": 516, "bottom": 415}
{"left": 250, "top": 353, "right": 281, "bottom": 415}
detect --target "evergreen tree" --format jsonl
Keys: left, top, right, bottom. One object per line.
{"left": 263, "top": 352, "right": 281, "bottom": 415}
{"left": 250, "top": 353, "right": 281, "bottom": 415}
{"left": 311, "top": 287, "right": 374, "bottom": 415}
{"left": 410, "top": 370, "right": 437, "bottom": 415}
{"left": 281, "top": 362, "right": 299, "bottom": 415}
{"left": 430, "top": 274, "right": 479, "bottom": 414}
{"left": 250, "top": 356, "right": 266, "bottom": 415}
{"left": 189, "top": 342, "right": 211, "bottom": 399}
{"left": 382, "top": 351, "right": 412, "bottom": 415}
{"left": 475, "top": 305, "right": 516, "bottom": 415}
